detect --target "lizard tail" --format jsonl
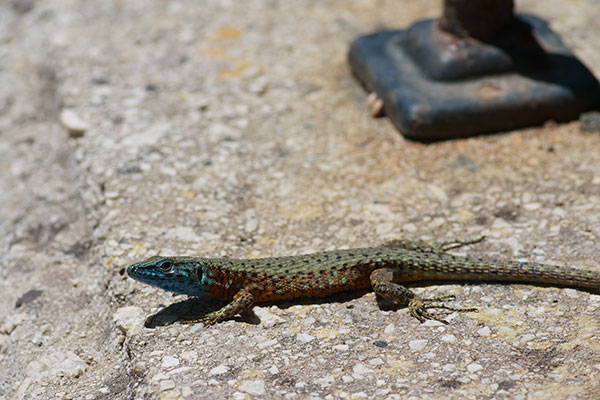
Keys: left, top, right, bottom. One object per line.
{"left": 409, "top": 254, "right": 600, "bottom": 292}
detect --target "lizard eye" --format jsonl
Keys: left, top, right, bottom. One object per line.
{"left": 158, "top": 261, "right": 172, "bottom": 271}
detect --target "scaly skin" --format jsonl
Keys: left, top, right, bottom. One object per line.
{"left": 126, "top": 238, "right": 600, "bottom": 325}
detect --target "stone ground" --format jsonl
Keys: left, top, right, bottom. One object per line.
{"left": 2, "top": 0, "right": 600, "bottom": 399}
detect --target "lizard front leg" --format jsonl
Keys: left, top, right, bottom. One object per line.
{"left": 182, "top": 287, "right": 255, "bottom": 325}
{"left": 370, "top": 268, "right": 477, "bottom": 324}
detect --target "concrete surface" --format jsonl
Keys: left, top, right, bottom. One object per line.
{"left": 1, "top": 0, "right": 600, "bottom": 399}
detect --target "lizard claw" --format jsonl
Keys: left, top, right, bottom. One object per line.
{"left": 408, "top": 295, "right": 477, "bottom": 324}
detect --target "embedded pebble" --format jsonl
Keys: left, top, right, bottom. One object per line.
{"left": 352, "top": 363, "right": 373, "bottom": 376}
{"left": 209, "top": 365, "right": 229, "bottom": 376}
{"left": 249, "top": 76, "right": 269, "bottom": 95}
{"left": 443, "top": 364, "right": 456, "bottom": 372}
{"left": 161, "top": 356, "right": 180, "bottom": 369}
{"left": 253, "top": 307, "right": 286, "bottom": 327}
{"left": 403, "top": 223, "right": 417, "bottom": 233}
{"left": 440, "top": 334, "right": 456, "bottom": 343}
{"left": 467, "top": 363, "right": 484, "bottom": 373}
{"left": 478, "top": 326, "right": 492, "bottom": 337}
{"left": 31, "top": 351, "right": 87, "bottom": 379}
{"left": 383, "top": 324, "right": 395, "bottom": 334}
{"left": 376, "top": 222, "right": 394, "bottom": 235}
{"left": 332, "top": 344, "right": 349, "bottom": 351}
{"left": 563, "top": 288, "right": 579, "bottom": 298}
{"left": 408, "top": 339, "right": 428, "bottom": 351}
{"left": 168, "top": 367, "right": 192, "bottom": 375}
{"left": 166, "top": 226, "right": 202, "bottom": 242}
{"left": 523, "top": 202, "right": 541, "bottom": 211}
{"left": 159, "top": 379, "right": 176, "bottom": 391}
{"left": 181, "top": 386, "right": 193, "bottom": 397}
{"left": 121, "top": 123, "right": 169, "bottom": 146}
{"left": 257, "top": 338, "right": 278, "bottom": 350}
{"left": 112, "top": 306, "right": 145, "bottom": 336}
{"left": 60, "top": 109, "right": 90, "bottom": 136}
{"left": 296, "top": 333, "right": 315, "bottom": 343}
{"left": 316, "top": 374, "right": 335, "bottom": 386}
{"left": 238, "top": 379, "right": 266, "bottom": 396}
{"left": 0, "top": 313, "right": 28, "bottom": 334}
{"left": 520, "top": 334, "right": 535, "bottom": 343}
{"left": 244, "top": 209, "right": 258, "bottom": 233}
{"left": 368, "top": 358, "right": 384, "bottom": 366}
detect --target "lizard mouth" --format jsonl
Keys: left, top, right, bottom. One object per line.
{"left": 126, "top": 263, "right": 140, "bottom": 279}
{"left": 127, "top": 261, "right": 174, "bottom": 284}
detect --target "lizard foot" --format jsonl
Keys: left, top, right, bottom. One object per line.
{"left": 408, "top": 295, "right": 477, "bottom": 324}
{"left": 180, "top": 312, "right": 221, "bottom": 326}
{"left": 439, "top": 236, "right": 486, "bottom": 252}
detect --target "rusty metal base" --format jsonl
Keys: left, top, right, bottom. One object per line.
{"left": 349, "top": 15, "right": 600, "bottom": 141}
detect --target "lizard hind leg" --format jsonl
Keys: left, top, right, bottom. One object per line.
{"left": 382, "top": 236, "right": 485, "bottom": 254}
{"left": 438, "top": 236, "right": 486, "bottom": 252}
{"left": 382, "top": 239, "right": 440, "bottom": 253}
{"left": 370, "top": 268, "right": 477, "bottom": 324}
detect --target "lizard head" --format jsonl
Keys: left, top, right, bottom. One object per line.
{"left": 127, "top": 256, "right": 208, "bottom": 297}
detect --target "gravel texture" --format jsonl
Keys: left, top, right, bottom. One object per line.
{"left": 1, "top": 0, "right": 600, "bottom": 399}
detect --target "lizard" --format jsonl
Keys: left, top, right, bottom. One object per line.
{"left": 126, "top": 237, "right": 600, "bottom": 325}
